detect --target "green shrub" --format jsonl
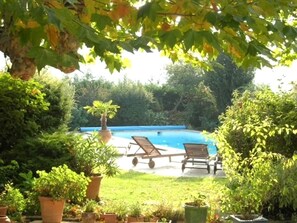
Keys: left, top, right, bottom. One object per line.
{"left": 221, "top": 152, "right": 279, "bottom": 217}
{"left": 0, "top": 183, "right": 26, "bottom": 216}
{"left": 216, "top": 88, "right": 297, "bottom": 219}
{"left": 2, "top": 131, "right": 78, "bottom": 175}
{"left": 217, "top": 88, "right": 297, "bottom": 160}
{"left": 33, "top": 164, "right": 89, "bottom": 202}
{"left": 34, "top": 73, "right": 75, "bottom": 132}
{"left": 0, "top": 160, "right": 19, "bottom": 189}
{"left": 0, "top": 73, "right": 49, "bottom": 150}
{"left": 111, "top": 80, "right": 155, "bottom": 126}
{"left": 71, "top": 133, "right": 120, "bottom": 177}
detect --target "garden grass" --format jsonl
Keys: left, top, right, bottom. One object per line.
{"left": 100, "top": 170, "right": 227, "bottom": 210}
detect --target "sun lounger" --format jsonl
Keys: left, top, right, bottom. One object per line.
{"left": 213, "top": 154, "right": 223, "bottom": 174}
{"left": 127, "top": 136, "right": 186, "bottom": 168}
{"left": 182, "top": 143, "right": 211, "bottom": 173}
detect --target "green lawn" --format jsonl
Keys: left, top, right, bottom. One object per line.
{"left": 100, "top": 170, "right": 227, "bottom": 212}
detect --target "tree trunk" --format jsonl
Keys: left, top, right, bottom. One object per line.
{"left": 101, "top": 114, "right": 107, "bottom": 130}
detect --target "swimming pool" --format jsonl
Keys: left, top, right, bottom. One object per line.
{"left": 80, "top": 125, "right": 217, "bottom": 155}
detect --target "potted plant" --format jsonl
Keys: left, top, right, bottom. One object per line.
{"left": 84, "top": 100, "right": 120, "bottom": 143}
{"left": 222, "top": 183, "right": 269, "bottom": 223}
{"left": 33, "top": 164, "right": 90, "bottom": 223}
{"left": 168, "top": 208, "right": 184, "bottom": 223}
{"left": 0, "top": 183, "right": 26, "bottom": 223}
{"left": 184, "top": 193, "right": 209, "bottom": 223}
{"left": 151, "top": 202, "right": 173, "bottom": 223}
{"left": 127, "top": 203, "right": 144, "bottom": 223}
{"left": 99, "top": 201, "right": 123, "bottom": 223}
{"left": 72, "top": 133, "right": 120, "bottom": 200}
{"left": 82, "top": 200, "right": 101, "bottom": 223}
{"left": 220, "top": 152, "right": 274, "bottom": 223}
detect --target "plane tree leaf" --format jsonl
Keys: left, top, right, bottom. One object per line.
{"left": 0, "top": 0, "right": 296, "bottom": 80}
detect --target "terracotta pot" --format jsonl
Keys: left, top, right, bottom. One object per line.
{"left": 100, "top": 213, "right": 117, "bottom": 223}
{"left": 0, "top": 216, "right": 10, "bottom": 223}
{"left": 0, "top": 207, "right": 7, "bottom": 217}
{"left": 82, "top": 212, "right": 97, "bottom": 223}
{"left": 127, "top": 216, "right": 145, "bottom": 223}
{"left": 39, "top": 196, "right": 65, "bottom": 223}
{"left": 99, "top": 129, "right": 112, "bottom": 143}
{"left": 86, "top": 175, "right": 103, "bottom": 200}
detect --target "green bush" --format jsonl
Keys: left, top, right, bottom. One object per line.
{"left": 0, "top": 73, "right": 49, "bottom": 150}
{"left": 2, "top": 131, "right": 78, "bottom": 175}
{"left": 71, "top": 132, "right": 120, "bottom": 177}
{"left": 34, "top": 73, "right": 75, "bottom": 132}
{"left": 221, "top": 152, "right": 279, "bottom": 218}
{"left": 217, "top": 88, "right": 297, "bottom": 161}
{"left": 0, "top": 183, "right": 26, "bottom": 215}
{"left": 33, "top": 164, "right": 89, "bottom": 202}
{"left": 111, "top": 80, "right": 155, "bottom": 126}
{"left": 0, "top": 160, "right": 19, "bottom": 189}
{"left": 216, "top": 87, "right": 297, "bottom": 220}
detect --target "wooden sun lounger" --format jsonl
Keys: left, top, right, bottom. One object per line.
{"left": 127, "top": 136, "right": 186, "bottom": 168}
{"left": 182, "top": 143, "right": 211, "bottom": 173}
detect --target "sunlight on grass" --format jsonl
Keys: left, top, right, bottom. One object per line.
{"left": 100, "top": 170, "right": 227, "bottom": 210}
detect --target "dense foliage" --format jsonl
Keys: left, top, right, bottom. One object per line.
{"left": 34, "top": 73, "right": 75, "bottom": 132}
{"left": 33, "top": 164, "right": 89, "bottom": 202}
{"left": 110, "top": 80, "right": 156, "bottom": 126}
{"left": 0, "top": 1, "right": 296, "bottom": 80}
{"left": 71, "top": 59, "right": 254, "bottom": 130}
{"left": 70, "top": 75, "right": 113, "bottom": 129}
{"left": 203, "top": 54, "right": 255, "bottom": 114}
{"left": 216, "top": 87, "right": 297, "bottom": 220}
{"left": 185, "top": 82, "right": 218, "bottom": 130}
{"left": 217, "top": 88, "right": 297, "bottom": 159}
{"left": 0, "top": 73, "right": 49, "bottom": 151}
{"left": 1, "top": 131, "right": 78, "bottom": 176}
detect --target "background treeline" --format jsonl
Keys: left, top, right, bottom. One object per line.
{"left": 70, "top": 54, "right": 255, "bottom": 131}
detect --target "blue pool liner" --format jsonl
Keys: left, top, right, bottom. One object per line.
{"left": 79, "top": 125, "right": 187, "bottom": 132}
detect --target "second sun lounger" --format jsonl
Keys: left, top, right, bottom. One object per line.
{"left": 182, "top": 143, "right": 211, "bottom": 173}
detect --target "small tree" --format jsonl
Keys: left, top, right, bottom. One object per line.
{"left": 84, "top": 100, "right": 120, "bottom": 130}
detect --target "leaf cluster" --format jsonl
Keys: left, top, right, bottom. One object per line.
{"left": 33, "top": 164, "right": 90, "bottom": 202}
{"left": 0, "top": 183, "right": 26, "bottom": 214}
{"left": 216, "top": 87, "right": 297, "bottom": 219}
{"left": 71, "top": 132, "right": 120, "bottom": 177}
{"left": 0, "top": 73, "right": 49, "bottom": 150}
{"left": 84, "top": 100, "right": 120, "bottom": 119}
{"left": 127, "top": 202, "right": 143, "bottom": 217}
{"left": 185, "top": 192, "right": 208, "bottom": 207}
{"left": 1, "top": 0, "right": 297, "bottom": 79}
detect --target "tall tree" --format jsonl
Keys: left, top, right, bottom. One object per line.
{"left": 185, "top": 82, "right": 218, "bottom": 131}
{"left": 166, "top": 63, "right": 203, "bottom": 112}
{"left": 203, "top": 54, "right": 255, "bottom": 114}
{"left": 111, "top": 79, "right": 155, "bottom": 125}
{"left": 0, "top": 0, "right": 296, "bottom": 80}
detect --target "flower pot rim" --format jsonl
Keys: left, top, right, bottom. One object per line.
{"left": 230, "top": 214, "right": 268, "bottom": 221}
{"left": 90, "top": 173, "right": 103, "bottom": 177}
{"left": 38, "top": 196, "right": 65, "bottom": 202}
{"left": 184, "top": 203, "right": 208, "bottom": 208}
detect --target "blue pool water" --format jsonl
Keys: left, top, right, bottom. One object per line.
{"left": 80, "top": 126, "right": 217, "bottom": 155}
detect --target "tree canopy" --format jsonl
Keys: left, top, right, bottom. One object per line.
{"left": 0, "top": 0, "right": 296, "bottom": 80}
